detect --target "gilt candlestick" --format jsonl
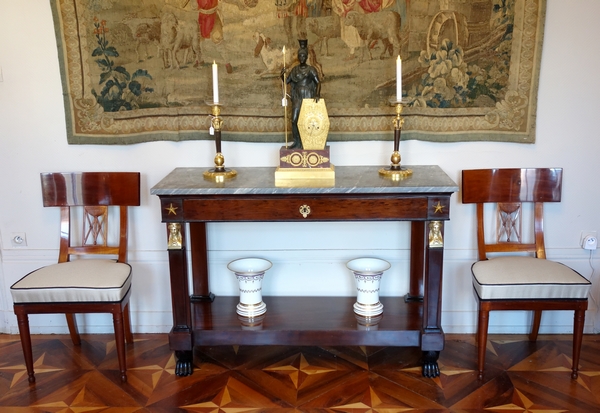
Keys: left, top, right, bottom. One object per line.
{"left": 204, "top": 103, "right": 237, "bottom": 180}
{"left": 379, "top": 101, "right": 412, "bottom": 179}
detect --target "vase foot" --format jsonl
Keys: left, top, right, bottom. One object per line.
{"left": 353, "top": 301, "right": 384, "bottom": 317}
{"left": 236, "top": 301, "right": 267, "bottom": 317}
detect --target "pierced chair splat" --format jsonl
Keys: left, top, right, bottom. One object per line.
{"left": 10, "top": 172, "right": 141, "bottom": 383}
{"left": 461, "top": 168, "right": 590, "bottom": 380}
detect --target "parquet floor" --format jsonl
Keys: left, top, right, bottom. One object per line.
{"left": 1, "top": 333, "right": 600, "bottom": 412}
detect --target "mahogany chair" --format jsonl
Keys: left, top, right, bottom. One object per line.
{"left": 10, "top": 172, "right": 140, "bottom": 383}
{"left": 461, "top": 168, "right": 590, "bottom": 380}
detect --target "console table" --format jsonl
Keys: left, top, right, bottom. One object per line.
{"left": 151, "top": 165, "right": 458, "bottom": 377}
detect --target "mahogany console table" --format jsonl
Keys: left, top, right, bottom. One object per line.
{"left": 151, "top": 165, "right": 458, "bottom": 377}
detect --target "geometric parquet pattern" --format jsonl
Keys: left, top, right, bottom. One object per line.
{"left": 1, "top": 334, "right": 600, "bottom": 412}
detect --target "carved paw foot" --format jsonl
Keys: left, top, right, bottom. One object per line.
{"left": 422, "top": 350, "right": 440, "bottom": 378}
{"left": 175, "top": 350, "right": 193, "bottom": 377}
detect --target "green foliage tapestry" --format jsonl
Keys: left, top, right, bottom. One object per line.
{"left": 51, "top": 0, "right": 545, "bottom": 144}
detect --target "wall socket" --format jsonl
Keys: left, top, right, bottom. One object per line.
{"left": 10, "top": 232, "right": 27, "bottom": 247}
{"left": 581, "top": 231, "right": 597, "bottom": 250}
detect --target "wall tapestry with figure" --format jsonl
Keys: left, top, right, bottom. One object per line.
{"left": 51, "top": 0, "right": 545, "bottom": 144}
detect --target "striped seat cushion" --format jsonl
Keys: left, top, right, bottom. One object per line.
{"left": 11, "top": 259, "right": 132, "bottom": 304}
{"left": 472, "top": 256, "right": 590, "bottom": 300}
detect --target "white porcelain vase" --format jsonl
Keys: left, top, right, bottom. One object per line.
{"left": 346, "top": 258, "right": 390, "bottom": 317}
{"left": 227, "top": 258, "right": 272, "bottom": 317}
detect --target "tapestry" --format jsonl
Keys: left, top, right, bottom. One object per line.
{"left": 51, "top": 0, "right": 546, "bottom": 144}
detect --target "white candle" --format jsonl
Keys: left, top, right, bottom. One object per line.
{"left": 212, "top": 61, "right": 219, "bottom": 104}
{"left": 396, "top": 56, "right": 402, "bottom": 102}
{"left": 282, "top": 46, "right": 286, "bottom": 101}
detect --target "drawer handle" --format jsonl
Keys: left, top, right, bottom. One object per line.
{"left": 299, "top": 204, "right": 311, "bottom": 218}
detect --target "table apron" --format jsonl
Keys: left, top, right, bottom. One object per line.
{"left": 158, "top": 195, "right": 452, "bottom": 221}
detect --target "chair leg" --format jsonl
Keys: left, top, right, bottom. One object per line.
{"left": 15, "top": 311, "right": 36, "bottom": 383}
{"left": 123, "top": 303, "right": 134, "bottom": 344}
{"left": 65, "top": 313, "right": 81, "bottom": 346}
{"left": 571, "top": 309, "right": 586, "bottom": 379}
{"left": 529, "top": 310, "right": 542, "bottom": 341}
{"left": 113, "top": 310, "right": 128, "bottom": 382}
{"left": 477, "top": 306, "right": 490, "bottom": 380}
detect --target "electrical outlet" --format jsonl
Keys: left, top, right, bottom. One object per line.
{"left": 10, "top": 232, "right": 27, "bottom": 247}
{"left": 581, "top": 231, "right": 597, "bottom": 248}
{"left": 583, "top": 235, "right": 598, "bottom": 250}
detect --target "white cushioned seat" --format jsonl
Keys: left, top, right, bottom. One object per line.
{"left": 472, "top": 256, "right": 590, "bottom": 300}
{"left": 11, "top": 259, "right": 132, "bottom": 304}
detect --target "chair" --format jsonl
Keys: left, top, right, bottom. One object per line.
{"left": 10, "top": 172, "right": 140, "bottom": 383}
{"left": 461, "top": 168, "right": 590, "bottom": 380}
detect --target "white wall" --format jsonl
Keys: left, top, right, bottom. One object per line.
{"left": 1, "top": 0, "right": 599, "bottom": 335}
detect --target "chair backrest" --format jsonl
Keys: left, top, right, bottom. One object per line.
{"left": 40, "top": 172, "right": 141, "bottom": 263}
{"left": 461, "top": 168, "right": 563, "bottom": 261}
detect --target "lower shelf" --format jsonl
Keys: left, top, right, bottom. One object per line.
{"left": 191, "top": 296, "right": 424, "bottom": 347}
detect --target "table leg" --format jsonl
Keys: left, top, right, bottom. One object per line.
{"left": 406, "top": 221, "right": 425, "bottom": 302}
{"left": 166, "top": 223, "right": 193, "bottom": 376}
{"left": 190, "top": 222, "right": 215, "bottom": 302}
{"left": 421, "top": 220, "right": 445, "bottom": 378}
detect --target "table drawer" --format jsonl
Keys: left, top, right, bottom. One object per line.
{"left": 181, "top": 196, "right": 430, "bottom": 221}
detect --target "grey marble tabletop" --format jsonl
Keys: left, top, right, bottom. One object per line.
{"left": 151, "top": 165, "right": 458, "bottom": 196}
